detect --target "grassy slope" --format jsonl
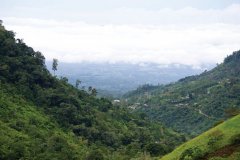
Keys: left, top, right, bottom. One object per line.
{"left": 160, "top": 115, "right": 240, "bottom": 160}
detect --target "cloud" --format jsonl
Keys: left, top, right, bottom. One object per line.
{"left": 2, "top": 4, "right": 240, "bottom": 68}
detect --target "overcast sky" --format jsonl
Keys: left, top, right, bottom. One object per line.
{"left": 1, "top": 0, "right": 240, "bottom": 67}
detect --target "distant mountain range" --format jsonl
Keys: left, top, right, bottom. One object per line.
{"left": 46, "top": 62, "right": 214, "bottom": 97}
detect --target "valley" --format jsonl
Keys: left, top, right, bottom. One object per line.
{"left": 0, "top": 21, "right": 240, "bottom": 160}
{"left": 45, "top": 62, "right": 209, "bottom": 98}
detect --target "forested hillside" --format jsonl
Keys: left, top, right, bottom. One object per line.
{"left": 0, "top": 23, "right": 185, "bottom": 159}
{"left": 124, "top": 50, "right": 240, "bottom": 136}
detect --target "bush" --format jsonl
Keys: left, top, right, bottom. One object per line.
{"left": 180, "top": 147, "right": 203, "bottom": 160}
{"left": 208, "top": 130, "right": 224, "bottom": 149}
{"left": 86, "top": 150, "right": 104, "bottom": 160}
{"left": 213, "top": 120, "right": 224, "bottom": 127}
{"left": 230, "top": 134, "right": 240, "bottom": 145}
{"left": 145, "top": 143, "right": 167, "bottom": 156}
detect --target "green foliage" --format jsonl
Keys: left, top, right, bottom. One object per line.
{"left": 75, "top": 79, "right": 81, "bottom": 89}
{"left": 52, "top": 58, "right": 58, "bottom": 75}
{"left": 86, "top": 150, "right": 104, "bottom": 160}
{"left": 161, "top": 115, "right": 240, "bottom": 160}
{"left": 230, "top": 134, "right": 240, "bottom": 145}
{"left": 224, "top": 51, "right": 240, "bottom": 64}
{"left": 207, "top": 130, "right": 224, "bottom": 149}
{"left": 179, "top": 147, "right": 203, "bottom": 160}
{"left": 0, "top": 23, "right": 184, "bottom": 159}
{"left": 0, "top": 90, "right": 86, "bottom": 160}
{"left": 145, "top": 143, "right": 168, "bottom": 157}
{"left": 124, "top": 50, "right": 240, "bottom": 136}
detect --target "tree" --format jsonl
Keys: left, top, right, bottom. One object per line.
{"left": 180, "top": 147, "right": 203, "bottom": 160}
{"left": 75, "top": 79, "right": 81, "bottom": 89}
{"left": 146, "top": 143, "right": 167, "bottom": 156}
{"left": 60, "top": 76, "right": 68, "bottom": 83}
{"left": 34, "top": 51, "right": 45, "bottom": 66}
{"left": 91, "top": 88, "right": 97, "bottom": 96}
{"left": 52, "top": 58, "right": 58, "bottom": 76}
{"left": 88, "top": 86, "right": 92, "bottom": 93}
{"left": 86, "top": 150, "right": 104, "bottom": 160}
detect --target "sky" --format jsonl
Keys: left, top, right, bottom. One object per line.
{"left": 1, "top": 0, "right": 240, "bottom": 68}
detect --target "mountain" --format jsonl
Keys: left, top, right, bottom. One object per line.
{"left": 45, "top": 62, "right": 210, "bottom": 97}
{"left": 0, "top": 22, "right": 185, "bottom": 159}
{"left": 123, "top": 50, "right": 240, "bottom": 136}
{"left": 161, "top": 115, "right": 240, "bottom": 160}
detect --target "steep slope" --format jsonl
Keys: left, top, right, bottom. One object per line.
{"left": 160, "top": 115, "right": 240, "bottom": 160}
{"left": 0, "top": 84, "right": 89, "bottom": 159}
{"left": 124, "top": 50, "right": 240, "bottom": 136}
{"left": 0, "top": 23, "right": 185, "bottom": 159}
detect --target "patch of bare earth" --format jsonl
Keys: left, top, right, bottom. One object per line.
{"left": 203, "top": 144, "right": 240, "bottom": 159}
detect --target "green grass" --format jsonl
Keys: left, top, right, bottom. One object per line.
{"left": 160, "top": 115, "right": 240, "bottom": 160}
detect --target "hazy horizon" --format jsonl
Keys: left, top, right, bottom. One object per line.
{"left": 1, "top": 0, "right": 240, "bottom": 68}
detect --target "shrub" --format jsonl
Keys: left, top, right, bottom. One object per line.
{"left": 145, "top": 143, "right": 167, "bottom": 157}
{"left": 208, "top": 130, "right": 224, "bottom": 149}
{"left": 85, "top": 150, "right": 104, "bottom": 160}
{"left": 230, "top": 134, "right": 240, "bottom": 145}
{"left": 180, "top": 147, "right": 204, "bottom": 160}
{"left": 213, "top": 120, "right": 224, "bottom": 127}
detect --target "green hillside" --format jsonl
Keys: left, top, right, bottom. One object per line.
{"left": 0, "top": 23, "right": 184, "bottom": 159}
{"left": 0, "top": 84, "right": 89, "bottom": 159}
{"left": 160, "top": 115, "right": 240, "bottom": 160}
{"left": 124, "top": 50, "right": 240, "bottom": 136}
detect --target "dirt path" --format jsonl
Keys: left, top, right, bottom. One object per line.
{"left": 198, "top": 109, "right": 210, "bottom": 118}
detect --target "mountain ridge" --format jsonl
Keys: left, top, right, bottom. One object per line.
{"left": 124, "top": 50, "right": 240, "bottom": 136}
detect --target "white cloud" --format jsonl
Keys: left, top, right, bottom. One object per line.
{"left": 2, "top": 4, "right": 240, "bottom": 68}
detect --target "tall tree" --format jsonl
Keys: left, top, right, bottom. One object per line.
{"left": 52, "top": 58, "right": 58, "bottom": 76}
{"left": 91, "top": 88, "right": 97, "bottom": 96}
{"left": 88, "top": 86, "right": 92, "bottom": 93}
{"left": 75, "top": 79, "right": 81, "bottom": 89}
